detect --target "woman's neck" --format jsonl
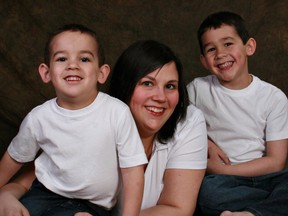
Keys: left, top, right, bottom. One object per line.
{"left": 141, "top": 135, "right": 155, "bottom": 161}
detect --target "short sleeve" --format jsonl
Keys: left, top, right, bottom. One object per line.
{"left": 116, "top": 107, "right": 148, "bottom": 168}
{"left": 8, "top": 112, "right": 40, "bottom": 162}
{"left": 166, "top": 105, "right": 208, "bottom": 169}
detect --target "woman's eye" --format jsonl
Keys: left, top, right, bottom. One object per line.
{"left": 166, "top": 84, "right": 177, "bottom": 90}
{"left": 142, "top": 81, "right": 153, "bottom": 86}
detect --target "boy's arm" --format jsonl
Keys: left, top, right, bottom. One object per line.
{"left": 208, "top": 139, "right": 288, "bottom": 176}
{"left": 121, "top": 165, "right": 144, "bottom": 216}
{"left": 0, "top": 151, "right": 23, "bottom": 187}
{"left": 0, "top": 156, "right": 34, "bottom": 216}
{"left": 0, "top": 183, "right": 30, "bottom": 216}
{"left": 207, "top": 139, "right": 230, "bottom": 165}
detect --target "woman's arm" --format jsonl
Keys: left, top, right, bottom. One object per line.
{"left": 208, "top": 139, "right": 288, "bottom": 176}
{"left": 140, "top": 169, "right": 205, "bottom": 216}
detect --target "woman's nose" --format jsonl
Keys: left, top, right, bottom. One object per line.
{"left": 152, "top": 87, "right": 166, "bottom": 102}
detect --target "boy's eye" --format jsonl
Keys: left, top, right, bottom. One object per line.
{"left": 224, "top": 42, "right": 232, "bottom": 47}
{"left": 206, "top": 47, "right": 215, "bottom": 53}
{"left": 56, "top": 57, "right": 66, "bottom": 62}
{"left": 80, "top": 57, "right": 90, "bottom": 62}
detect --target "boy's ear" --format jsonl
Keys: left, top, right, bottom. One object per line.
{"left": 200, "top": 54, "right": 209, "bottom": 70}
{"left": 97, "top": 64, "right": 110, "bottom": 84}
{"left": 38, "top": 63, "right": 51, "bottom": 83}
{"left": 246, "top": 38, "right": 256, "bottom": 56}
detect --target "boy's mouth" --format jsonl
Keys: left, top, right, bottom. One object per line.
{"left": 64, "top": 75, "right": 82, "bottom": 81}
{"left": 217, "top": 61, "right": 233, "bottom": 70}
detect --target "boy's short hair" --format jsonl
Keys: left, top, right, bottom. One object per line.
{"left": 44, "top": 24, "right": 105, "bottom": 66}
{"left": 197, "top": 11, "right": 250, "bottom": 54}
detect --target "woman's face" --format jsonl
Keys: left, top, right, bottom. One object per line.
{"left": 129, "top": 61, "right": 179, "bottom": 138}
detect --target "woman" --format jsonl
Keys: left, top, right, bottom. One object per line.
{"left": 0, "top": 40, "right": 207, "bottom": 216}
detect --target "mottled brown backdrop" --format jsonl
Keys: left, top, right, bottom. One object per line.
{"left": 0, "top": 0, "right": 287, "bottom": 156}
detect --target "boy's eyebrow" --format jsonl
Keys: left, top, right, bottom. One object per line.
{"left": 79, "top": 50, "right": 96, "bottom": 56}
{"left": 203, "top": 36, "right": 235, "bottom": 49}
{"left": 52, "top": 50, "right": 96, "bottom": 58}
{"left": 221, "top": 36, "right": 235, "bottom": 41}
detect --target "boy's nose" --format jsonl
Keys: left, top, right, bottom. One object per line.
{"left": 215, "top": 48, "right": 227, "bottom": 59}
{"left": 67, "top": 60, "right": 79, "bottom": 70}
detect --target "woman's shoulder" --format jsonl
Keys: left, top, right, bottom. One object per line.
{"left": 173, "top": 104, "right": 206, "bottom": 139}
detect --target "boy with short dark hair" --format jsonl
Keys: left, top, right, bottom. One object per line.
{"left": 0, "top": 24, "right": 147, "bottom": 216}
{"left": 187, "top": 11, "right": 288, "bottom": 216}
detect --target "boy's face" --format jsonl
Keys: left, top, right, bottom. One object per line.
{"left": 200, "top": 24, "right": 255, "bottom": 89}
{"left": 39, "top": 31, "right": 109, "bottom": 109}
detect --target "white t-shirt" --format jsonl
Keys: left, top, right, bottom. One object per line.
{"left": 187, "top": 75, "right": 288, "bottom": 164}
{"left": 8, "top": 92, "right": 147, "bottom": 209}
{"left": 141, "top": 105, "right": 207, "bottom": 209}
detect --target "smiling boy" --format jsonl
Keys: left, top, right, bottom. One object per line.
{"left": 0, "top": 24, "right": 147, "bottom": 216}
{"left": 188, "top": 11, "right": 288, "bottom": 216}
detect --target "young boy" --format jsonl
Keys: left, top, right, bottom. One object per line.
{"left": 187, "top": 11, "right": 288, "bottom": 216}
{"left": 0, "top": 24, "right": 147, "bottom": 216}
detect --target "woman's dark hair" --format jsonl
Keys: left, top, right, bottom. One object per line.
{"left": 44, "top": 24, "right": 105, "bottom": 66}
{"left": 198, "top": 11, "right": 250, "bottom": 55}
{"left": 109, "top": 40, "right": 189, "bottom": 143}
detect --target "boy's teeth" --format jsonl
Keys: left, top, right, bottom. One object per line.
{"left": 219, "top": 62, "right": 232, "bottom": 68}
{"left": 66, "top": 76, "right": 81, "bottom": 81}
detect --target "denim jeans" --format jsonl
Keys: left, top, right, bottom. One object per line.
{"left": 20, "top": 179, "right": 111, "bottom": 216}
{"left": 195, "top": 169, "right": 288, "bottom": 216}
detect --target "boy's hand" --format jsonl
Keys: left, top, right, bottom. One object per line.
{"left": 0, "top": 191, "right": 29, "bottom": 216}
{"left": 207, "top": 139, "right": 230, "bottom": 174}
{"left": 74, "top": 213, "right": 92, "bottom": 216}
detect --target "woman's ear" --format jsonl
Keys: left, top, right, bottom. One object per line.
{"left": 97, "top": 64, "right": 110, "bottom": 84}
{"left": 38, "top": 63, "right": 51, "bottom": 83}
{"left": 246, "top": 38, "right": 256, "bottom": 56}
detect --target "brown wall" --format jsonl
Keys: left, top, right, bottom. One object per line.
{"left": 0, "top": 0, "right": 287, "bottom": 156}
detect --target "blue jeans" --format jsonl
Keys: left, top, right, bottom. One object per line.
{"left": 195, "top": 169, "right": 288, "bottom": 216}
{"left": 20, "top": 179, "right": 111, "bottom": 216}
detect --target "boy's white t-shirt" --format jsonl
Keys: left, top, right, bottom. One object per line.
{"left": 187, "top": 75, "right": 288, "bottom": 164}
{"left": 8, "top": 92, "right": 147, "bottom": 209}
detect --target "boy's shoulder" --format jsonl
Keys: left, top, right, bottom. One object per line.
{"left": 188, "top": 74, "right": 286, "bottom": 96}
{"left": 252, "top": 76, "right": 287, "bottom": 99}
{"left": 99, "top": 92, "right": 129, "bottom": 109}
{"left": 29, "top": 98, "right": 56, "bottom": 114}
{"left": 187, "top": 75, "right": 215, "bottom": 90}
{"left": 192, "top": 74, "right": 214, "bottom": 82}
